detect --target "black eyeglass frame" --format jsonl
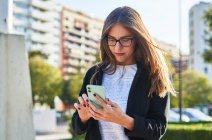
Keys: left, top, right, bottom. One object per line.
{"left": 105, "top": 36, "right": 135, "bottom": 47}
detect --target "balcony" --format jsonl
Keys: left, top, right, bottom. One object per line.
{"left": 30, "top": 44, "right": 43, "bottom": 52}
{"left": 82, "top": 46, "right": 96, "bottom": 54}
{"left": 30, "top": 21, "right": 54, "bottom": 33}
{"left": 84, "top": 55, "right": 96, "bottom": 61}
{"left": 64, "top": 36, "right": 82, "bottom": 44}
{"left": 84, "top": 40, "right": 97, "bottom": 48}
{"left": 30, "top": 8, "right": 54, "bottom": 22}
{"left": 31, "top": 0, "right": 54, "bottom": 11}
{"left": 13, "top": 17, "right": 28, "bottom": 27}
{"left": 31, "top": 33, "right": 54, "bottom": 44}
{"left": 68, "top": 60, "right": 80, "bottom": 67}
{"left": 66, "top": 67, "right": 78, "bottom": 73}
{"left": 68, "top": 29, "right": 82, "bottom": 36}
{"left": 14, "top": 0, "right": 29, "bottom": 3}
{"left": 70, "top": 49, "right": 84, "bottom": 59}
{"left": 65, "top": 43, "right": 81, "bottom": 51}
{"left": 13, "top": 5, "right": 28, "bottom": 16}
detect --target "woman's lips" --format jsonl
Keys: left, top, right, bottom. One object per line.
{"left": 115, "top": 53, "right": 125, "bottom": 56}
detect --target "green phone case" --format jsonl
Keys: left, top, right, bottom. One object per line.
{"left": 86, "top": 85, "right": 106, "bottom": 109}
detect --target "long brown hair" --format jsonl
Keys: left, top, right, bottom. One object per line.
{"left": 91, "top": 6, "right": 175, "bottom": 97}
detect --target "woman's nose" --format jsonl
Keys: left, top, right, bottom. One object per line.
{"left": 114, "top": 41, "right": 123, "bottom": 50}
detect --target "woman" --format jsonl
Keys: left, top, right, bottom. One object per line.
{"left": 72, "top": 6, "right": 175, "bottom": 140}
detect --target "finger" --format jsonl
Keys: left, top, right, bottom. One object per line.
{"left": 91, "top": 113, "right": 105, "bottom": 121}
{"left": 106, "top": 98, "right": 117, "bottom": 107}
{"left": 74, "top": 103, "right": 81, "bottom": 110}
{"left": 78, "top": 96, "right": 86, "bottom": 107}
{"left": 89, "top": 105, "right": 103, "bottom": 118}
{"left": 89, "top": 101, "right": 104, "bottom": 115}
{"left": 82, "top": 93, "right": 89, "bottom": 104}
{"left": 93, "top": 93, "right": 107, "bottom": 108}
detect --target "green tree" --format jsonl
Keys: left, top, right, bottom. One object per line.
{"left": 171, "top": 71, "right": 212, "bottom": 107}
{"left": 164, "top": 54, "right": 179, "bottom": 107}
{"left": 28, "top": 50, "right": 48, "bottom": 59}
{"left": 164, "top": 54, "right": 175, "bottom": 76}
{"left": 202, "top": 8, "right": 212, "bottom": 64}
{"left": 67, "top": 73, "right": 84, "bottom": 105}
{"left": 29, "top": 55, "right": 63, "bottom": 108}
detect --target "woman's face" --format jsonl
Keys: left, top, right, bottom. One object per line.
{"left": 107, "top": 24, "right": 136, "bottom": 65}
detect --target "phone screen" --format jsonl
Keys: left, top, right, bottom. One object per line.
{"left": 86, "top": 85, "right": 106, "bottom": 109}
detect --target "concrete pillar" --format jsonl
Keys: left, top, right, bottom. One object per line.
{"left": 0, "top": 33, "right": 35, "bottom": 140}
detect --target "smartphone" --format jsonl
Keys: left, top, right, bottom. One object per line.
{"left": 86, "top": 85, "right": 106, "bottom": 109}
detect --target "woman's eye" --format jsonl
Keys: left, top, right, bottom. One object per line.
{"left": 121, "top": 38, "right": 130, "bottom": 42}
{"left": 108, "top": 38, "right": 116, "bottom": 42}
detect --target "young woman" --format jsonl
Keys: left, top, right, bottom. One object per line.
{"left": 72, "top": 6, "right": 175, "bottom": 140}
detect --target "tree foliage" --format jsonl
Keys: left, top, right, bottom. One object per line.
{"left": 202, "top": 8, "right": 212, "bottom": 64}
{"left": 29, "top": 54, "right": 63, "bottom": 108}
{"left": 67, "top": 73, "right": 84, "bottom": 105}
{"left": 171, "top": 71, "right": 212, "bottom": 108}
{"left": 164, "top": 54, "right": 175, "bottom": 76}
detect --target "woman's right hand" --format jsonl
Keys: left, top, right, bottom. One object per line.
{"left": 74, "top": 93, "right": 91, "bottom": 123}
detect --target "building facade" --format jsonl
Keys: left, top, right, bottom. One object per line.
{"left": 156, "top": 39, "right": 189, "bottom": 73}
{"left": 13, "top": 0, "right": 61, "bottom": 67}
{"left": 61, "top": 7, "right": 103, "bottom": 80}
{"left": 189, "top": 2, "right": 212, "bottom": 80}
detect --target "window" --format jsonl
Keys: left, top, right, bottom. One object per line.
{"left": 189, "top": 11, "right": 194, "bottom": 18}
{"left": 204, "top": 67, "right": 208, "bottom": 74}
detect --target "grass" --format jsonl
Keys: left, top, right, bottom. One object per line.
{"left": 66, "top": 122, "right": 212, "bottom": 140}
{"left": 167, "top": 122, "right": 212, "bottom": 131}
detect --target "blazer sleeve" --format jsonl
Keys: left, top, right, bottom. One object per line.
{"left": 71, "top": 67, "right": 95, "bottom": 135}
{"left": 125, "top": 93, "right": 170, "bottom": 140}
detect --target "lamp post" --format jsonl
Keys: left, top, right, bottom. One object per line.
{"left": 178, "top": 0, "right": 183, "bottom": 122}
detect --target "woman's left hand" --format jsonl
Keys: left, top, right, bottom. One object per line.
{"left": 88, "top": 94, "right": 125, "bottom": 124}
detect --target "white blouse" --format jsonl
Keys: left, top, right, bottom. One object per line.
{"left": 99, "top": 64, "right": 137, "bottom": 140}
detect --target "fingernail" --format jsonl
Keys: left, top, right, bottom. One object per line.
{"left": 93, "top": 93, "right": 96, "bottom": 96}
{"left": 84, "top": 104, "right": 86, "bottom": 107}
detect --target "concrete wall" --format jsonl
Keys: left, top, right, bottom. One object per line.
{"left": 0, "top": 33, "right": 35, "bottom": 140}
{"left": 33, "top": 109, "right": 56, "bottom": 133}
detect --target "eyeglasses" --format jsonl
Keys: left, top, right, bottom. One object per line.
{"left": 106, "top": 36, "right": 134, "bottom": 47}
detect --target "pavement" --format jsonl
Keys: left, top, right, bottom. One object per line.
{"left": 35, "top": 121, "right": 72, "bottom": 140}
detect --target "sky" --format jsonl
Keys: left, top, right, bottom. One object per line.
{"left": 56, "top": 0, "right": 212, "bottom": 54}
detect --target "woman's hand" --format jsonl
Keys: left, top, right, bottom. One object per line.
{"left": 88, "top": 94, "right": 134, "bottom": 130}
{"left": 74, "top": 93, "right": 92, "bottom": 123}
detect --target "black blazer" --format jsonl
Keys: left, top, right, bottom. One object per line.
{"left": 72, "top": 63, "right": 170, "bottom": 140}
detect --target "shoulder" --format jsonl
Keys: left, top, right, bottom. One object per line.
{"left": 86, "top": 65, "right": 98, "bottom": 75}
{"left": 85, "top": 63, "right": 107, "bottom": 76}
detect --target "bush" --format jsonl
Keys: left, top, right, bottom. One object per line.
{"left": 162, "top": 122, "right": 212, "bottom": 140}
{"left": 67, "top": 120, "right": 212, "bottom": 140}
{"left": 68, "top": 117, "right": 77, "bottom": 138}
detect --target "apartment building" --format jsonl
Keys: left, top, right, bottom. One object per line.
{"left": 189, "top": 2, "right": 212, "bottom": 79}
{"left": 13, "top": 0, "right": 61, "bottom": 67}
{"left": 61, "top": 7, "right": 103, "bottom": 80}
